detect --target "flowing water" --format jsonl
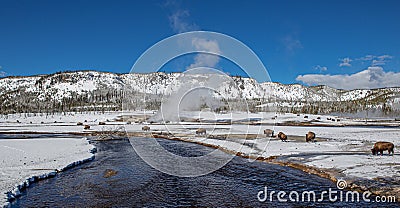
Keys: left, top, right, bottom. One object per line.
{"left": 13, "top": 137, "right": 399, "bottom": 207}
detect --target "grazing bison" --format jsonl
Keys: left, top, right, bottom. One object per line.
{"left": 77, "top": 122, "right": 83, "bottom": 126}
{"left": 142, "top": 126, "right": 150, "bottom": 131}
{"left": 371, "top": 142, "right": 394, "bottom": 155}
{"left": 264, "top": 129, "right": 274, "bottom": 137}
{"left": 99, "top": 122, "right": 106, "bottom": 125}
{"left": 277, "top": 132, "right": 287, "bottom": 142}
{"left": 196, "top": 128, "right": 206, "bottom": 135}
{"left": 84, "top": 125, "right": 90, "bottom": 130}
{"left": 306, "top": 131, "right": 315, "bottom": 142}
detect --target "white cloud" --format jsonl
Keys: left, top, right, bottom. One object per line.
{"left": 356, "top": 54, "right": 393, "bottom": 66}
{"left": 339, "top": 57, "right": 352, "bottom": 67}
{"left": 0, "top": 66, "right": 6, "bottom": 77}
{"left": 165, "top": 2, "right": 221, "bottom": 70}
{"left": 282, "top": 35, "right": 302, "bottom": 53}
{"left": 314, "top": 65, "right": 328, "bottom": 72}
{"left": 187, "top": 38, "right": 221, "bottom": 69}
{"left": 168, "top": 9, "right": 199, "bottom": 33}
{"left": 296, "top": 67, "right": 400, "bottom": 90}
{"left": 358, "top": 55, "right": 376, "bottom": 61}
{"left": 371, "top": 55, "right": 393, "bottom": 66}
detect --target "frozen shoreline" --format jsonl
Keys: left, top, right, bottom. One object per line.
{"left": 0, "top": 137, "right": 96, "bottom": 208}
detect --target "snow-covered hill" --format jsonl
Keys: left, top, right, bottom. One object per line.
{"left": 0, "top": 70, "right": 399, "bottom": 113}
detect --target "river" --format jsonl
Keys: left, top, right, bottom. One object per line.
{"left": 13, "top": 137, "right": 399, "bottom": 207}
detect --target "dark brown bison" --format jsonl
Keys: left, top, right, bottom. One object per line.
{"left": 196, "top": 128, "right": 206, "bottom": 135}
{"left": 306, "top": 131, "right": 315, "bottom": 142}
{"left": 84, "top": 125, "right": 90, "bottom": 130}
{"left": 142, "top": 126, "right": 150, "bottom": 131}
{"left": 264, "top": 129, "right": 274, "bottom": 137}
{"left": 371, "top": 142, "right": 394, "bottom": 155}
{"left": 77, "top": 122, "right": 83, "bottom": 126}
{"left": 99, "top": 122, "right": 106, "bottom": 125}
{"left": 277, "top": 132, "right": 287, "bottom": 142}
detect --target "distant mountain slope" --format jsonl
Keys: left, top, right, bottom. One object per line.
{"left": 0, "top": 70, "right": 399, "bottom": 114}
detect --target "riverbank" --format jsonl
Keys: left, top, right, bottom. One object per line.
{"left": 147, "top": 132, "right": 399, "bottom": 202}
{"left": 0, "top": 136, "right": 96, "bottom": 208}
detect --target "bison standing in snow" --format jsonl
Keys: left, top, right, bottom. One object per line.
{"left": 306, "top": 131, "right": 315, "bottom": 142}
{"left": 371, "top": 142, "right": 394, "bottom": 155}
{"left": 84, "top": 125, "right": 90, "bottom": 130}
{"left": 277, "top": 132, "right": 287, "bottom": 142}
{"left": 142, "top": 126, "right": 150, "bottom": 131}
{"left": 196, "top": 128, "right": 206, "bottom": 135}
{"left": 264, "top": 129, "right": 274, "bottom": 137}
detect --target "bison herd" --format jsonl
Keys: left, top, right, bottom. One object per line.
{"left": 264, "top": 129, "right": 315, "bottom": 143}
{"left": 264, "top": 128, "right": 395, "bottom": 156}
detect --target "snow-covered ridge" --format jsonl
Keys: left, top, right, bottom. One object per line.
{"left": 1, "top": 70, "right": 399, "bottom": 103}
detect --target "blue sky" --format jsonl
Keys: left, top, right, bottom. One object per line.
{"left": 0, "top": 0, "right": 399, "bottom": 89}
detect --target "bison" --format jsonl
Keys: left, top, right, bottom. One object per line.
{"left": 371, "top": 142, "right": 394, "bottom": 155}
{"left": 99, "top": 122, "right": 106, "bottom": 125}
{"left": 196, "top": 128, "right": 206, "bottom": 135}
{"left": 77, "top": 122, "right": 83, "bottom": 126}
{"left": 264, "top": 129, "right": 274, "bottom": 137}
{"left": 277, "top": 132, "right": 287, "bottom": 142}
{"left": 306, "top": 131, "right": 315, "bottom": 142}
{"left": 142, "top": 126, "right": 150, "bottom": 131}
{"left": 84, "top": 125, "right": 90, "bottom": 130}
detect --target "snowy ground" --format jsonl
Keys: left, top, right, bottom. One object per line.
{"left": 0, "top": 136, "right": 95, "bottom": 207}
{"left": 0, "top": 111, "right": 399, "bottom": 198}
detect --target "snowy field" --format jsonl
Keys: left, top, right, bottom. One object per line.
{"left": 0, "top": 136, "right": 95, "bottom": 207}
{"left": 0, "top": 111, "right": 399, "bottom": 203}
